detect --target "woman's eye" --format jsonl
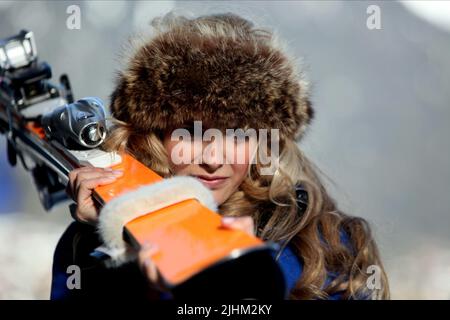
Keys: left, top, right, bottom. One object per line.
{"left": 228, "top": 130, "right": 250, "bottom": 142}
{"left": 181, "top": 124, "right": 196, "bottom": 134}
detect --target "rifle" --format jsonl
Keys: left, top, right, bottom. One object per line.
{"left": 0, "top": 30, "right": 287, "bottom": 299}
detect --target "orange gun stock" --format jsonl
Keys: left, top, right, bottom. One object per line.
{"left": 94, "top": 153, "right": 264, "bottom": 286}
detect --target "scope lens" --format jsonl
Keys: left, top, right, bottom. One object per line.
{"left": 80, "top": 123, "right": 105, "bottom": 147}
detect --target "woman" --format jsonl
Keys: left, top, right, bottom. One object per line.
{"left": 52, "top": 12, "right": 389, "bottom": 300}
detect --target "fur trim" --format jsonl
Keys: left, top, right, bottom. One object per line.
{"left": 110, "top": 13, "right": 314, "bottom": 140}
{"left": 97, "top": 176, "right": 217, "bottom": 267}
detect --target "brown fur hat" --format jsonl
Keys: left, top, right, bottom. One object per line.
{"left": 110, "top": 13, "right": 314, "bottom": 140}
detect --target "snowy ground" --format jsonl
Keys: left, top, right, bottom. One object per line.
{"left": 0, "top": 208, "right": 71, "bottom": 299}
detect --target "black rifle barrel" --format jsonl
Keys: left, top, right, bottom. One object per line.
{"left": 0, "top": 94, "right": 75, "bottom": 185}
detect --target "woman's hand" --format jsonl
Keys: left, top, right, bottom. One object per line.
{"left": 220, "top": 216, "right": 256, "bottom": 236}
{"left": 138, "top": 242, "right": 166, "bottom": 292}
{"left": 67, "top": 166, "right": 123, "bottom": 225}
{"left": 137, "top": 215, "right": 256, "bottom": 292}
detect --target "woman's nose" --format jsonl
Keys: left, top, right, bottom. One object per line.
{"left": 200, "top": 161, "right": 222, "bottom": 172}
{"left": 200, "top": 140, "right": 224, "bottom": 171}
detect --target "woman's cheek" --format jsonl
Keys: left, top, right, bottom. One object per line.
{"left": 231, "top": 163, "right": 249, "bottom": 185}
{"left": 165, "top": 139, "right": 199, "bottom": 169}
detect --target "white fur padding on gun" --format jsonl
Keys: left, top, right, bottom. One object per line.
{"left": 97, "top": 176, "right": 218, "bottom": 267}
